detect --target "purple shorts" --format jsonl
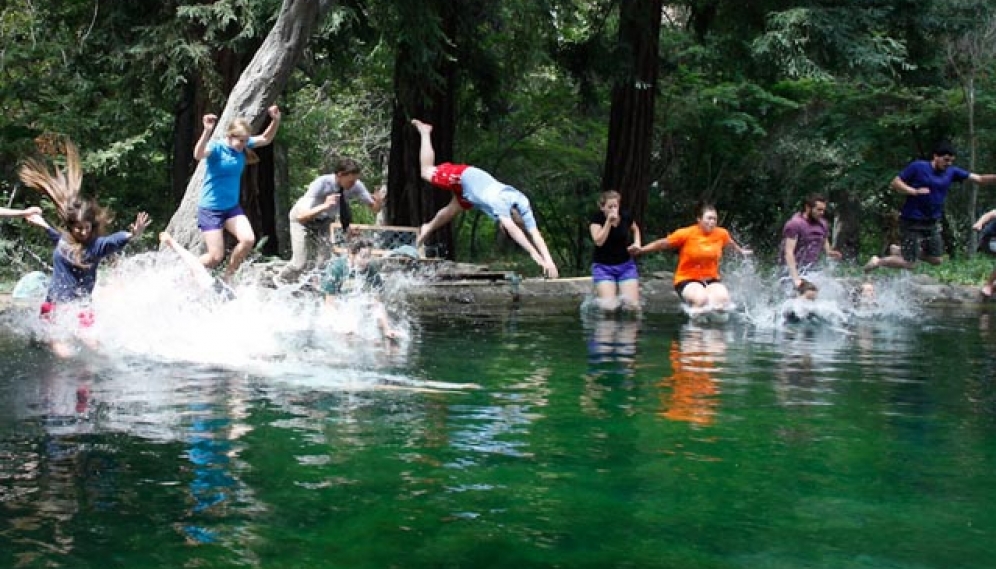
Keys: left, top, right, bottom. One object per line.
{"left": 592, "top": 259, "right": 639, "bottom": 284}
{"left": 198, "top": 206, "right": 246, "bottom": 231}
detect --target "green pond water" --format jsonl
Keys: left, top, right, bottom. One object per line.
{"left": 1, "top": 305, "right": 995, "bottom": 569}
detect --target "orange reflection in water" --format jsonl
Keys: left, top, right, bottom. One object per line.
{"left": 659, "top": 326, "right": 725, "bottom": 425}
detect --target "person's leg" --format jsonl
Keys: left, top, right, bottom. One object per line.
{"left": 594, "top": 281, "right": 621, "bottom": 311}
{"left": 200, "top": 229, "right": 226, "bottom": 269}
{"left": 983, "top": 267, "right": 996, "bottom": 297}
{"left": 222, "top": 215, "right": 256, "bottom": 280}
{"left": 416, "top": 196, "right": 462, "bottom": 247}
{"left": 277, "top": 220, "right": 310, "bottom": 283}
{"left": 865, "top": 228, "right": 917, "bottom": 270}
{"left": 592, "top": 263, "right": 620, "bottom": 310}
{"left": 680, "top": 282, "right": 709, "bottom": 308}
{"left": 161, "top": 232, "right": 215, "bottom": 290}
{"left": 616, "top": 259, "right": 640, "bottom": 310}
{"left": 920, "top": 223, "right": 944, "bottom": 265}
{"left": 704, "top": 282, "right": 732, "bottom": 308}
{"left": 618, "top": 279, "right": 641, "bottom": 310}
{"left": 412, "top": 119, "right": 438, "bottom": 182}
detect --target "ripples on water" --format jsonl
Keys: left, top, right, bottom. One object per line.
{"left": 1, "top": 254, "right": 995, "bottom": 568}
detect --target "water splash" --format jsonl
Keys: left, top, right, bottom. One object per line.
{"left": 721, "top": 260, "right": 921, "bottom": 330}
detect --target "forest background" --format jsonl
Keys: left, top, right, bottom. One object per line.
{"left": 2, "top": 0, "right": 996, "bottom": 281}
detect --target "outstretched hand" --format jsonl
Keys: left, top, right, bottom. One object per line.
{"left": 130, "top": 212, "right": 151, "bottom": 237}
{"left": 24, "top": 213, "right": 49, "bottom": 229}
{"left": 544, "top": 262, "right": 559, "bottom": 280}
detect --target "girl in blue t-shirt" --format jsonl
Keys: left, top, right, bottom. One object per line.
{"left": 193, "top": 105, "right": 281, "bottom": 282}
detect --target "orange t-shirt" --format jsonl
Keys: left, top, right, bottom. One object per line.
{"left": 666, "top": 224, "right": 732, "bottom": 284}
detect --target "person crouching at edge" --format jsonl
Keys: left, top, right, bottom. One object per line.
{"left": 19, "top": 140, "right": 150, "bottom": 358}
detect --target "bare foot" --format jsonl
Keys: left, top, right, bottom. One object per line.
{"left": 982, "top": 283, "right": 993, "bottom": 298}
{"left": 159, "top": 231, "right": 174, "bottom": 248}
{"left": 863, "top": 255, "right": 880, "bottom": 272}
{"left": 411, "top": 119, "right": 433, "bottom": 134}
{"left": 888, "top": 244, "right": 901, "bottom": 256}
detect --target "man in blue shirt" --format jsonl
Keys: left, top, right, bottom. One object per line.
{"left": 865, "top": 141, "right": 996, "bottom": 270}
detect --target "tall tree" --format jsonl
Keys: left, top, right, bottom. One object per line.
{"left": 943, "top": 3, "right": 996, "bottom": 256}
{"left": 384, "top": 0, "right": 460, "bottom": 257}
{"left": 165, "top": 0, "right": 333, "bottom": 250}
{"left": 601, "top": 0, "right": 663, "bottom": 226}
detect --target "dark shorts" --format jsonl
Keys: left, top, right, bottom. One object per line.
{"left": 899, "top": 218, "right": 943, "bottom": 262}
{"left": 592, "top": 259, "right": 639, "bottom": 284}
{"left": 674, "top": 279, "right": 720, "bottom": 296}
{"left": 40, "top": 301, "right": 95, "bottom": 328}
{"left": 198, "top": 206, "right": 246, "bottom": 232}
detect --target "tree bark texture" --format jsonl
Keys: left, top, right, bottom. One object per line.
{"left": 601, "top": 0, "right": 663, "bottom": 228}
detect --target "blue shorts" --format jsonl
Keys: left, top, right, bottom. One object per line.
{"left": 592, "top": 259, "right": 639, "bottom": 284}
{"left": 198, "top": 206, "right": 246, "bottom": 231}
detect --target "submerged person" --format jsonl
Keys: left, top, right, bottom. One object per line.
{"left": 782, "top": 279, "right": 820, "bottom": 324}
{"left": 411, "top": 119, "right": 559, "bottom": 279}
{"left": 277, "top": 158, "right": 386, "bottom": 284}
{"left": 19, "top": 141, "right": 151, "bottom": 357}
{"left": 193, "top": 105, "right": 281, "bottom": 282}
{"left": 589, "top": 190, "right": 642, "bottom": 311}
{"left": 629, "top": 203, "right": 751, "bottom": 312}
{"left": 321, "top": 238, "right": 399, "bottom": 340}
{"left": 779, "top": 193, "right": 841, "bottom": 291}
{"left": 864, "top": 141, "right": 996, "bottom": 271}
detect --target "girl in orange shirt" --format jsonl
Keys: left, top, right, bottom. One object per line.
{"left": 630, "top": 203, "right": 750, "bottom": 309}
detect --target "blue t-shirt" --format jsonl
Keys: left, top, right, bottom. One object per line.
{"left": 199, "top": 139, "right": 257, "bottom": 211}
{"left": 897, "top": 160, "right": 970, "bottom": 221}
{"left": 45, "top": 227, "right": 131, "bottom": 303}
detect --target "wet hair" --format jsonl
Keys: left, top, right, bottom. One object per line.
{"left": 796, "top": 279, "right": 818, "bottom": 295}
{"left": 695, "top": 201, "right": 717, "bottom": 219}
{"left": 802, "top": 193, "right": 827, "bottom": 212}
{"left": 932, "top": 141, "right": 955, "bottom": 157}
{"left": 19, "top": 139, "right": 112, "bottom": 267}
{"left": 598, "top": 190, "right": 621, "bottom": 206}
{"left": 348, "top": 238, "right": 373, "bottom": 255}
{"left": 335, "top": 158, "right": 361, "bottom": 176}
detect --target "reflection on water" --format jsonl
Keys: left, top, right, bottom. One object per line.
{"left": 2, "top": 287, "right": 996, "bottom": 567}
{"left": 660, "top": 324, "right": 726, "bottom": 425}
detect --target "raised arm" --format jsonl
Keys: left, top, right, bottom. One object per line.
{"left": 250, "top": 106, "right": 282, "bottom": 148}
{"left": 193, "top": 114, "right": 217, "bottom": 160}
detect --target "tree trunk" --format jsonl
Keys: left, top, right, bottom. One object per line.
{"left": 165, "top": 0, "right": 332, "bottom": 251}
{"left": 386, "top": 3, "right": 459, "bottom": 259}
{"left": 601, "top": 0, "right": 663, "bottom": 228}
{"left": 835, "top": 189, "right": 861, "bottom": 262}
